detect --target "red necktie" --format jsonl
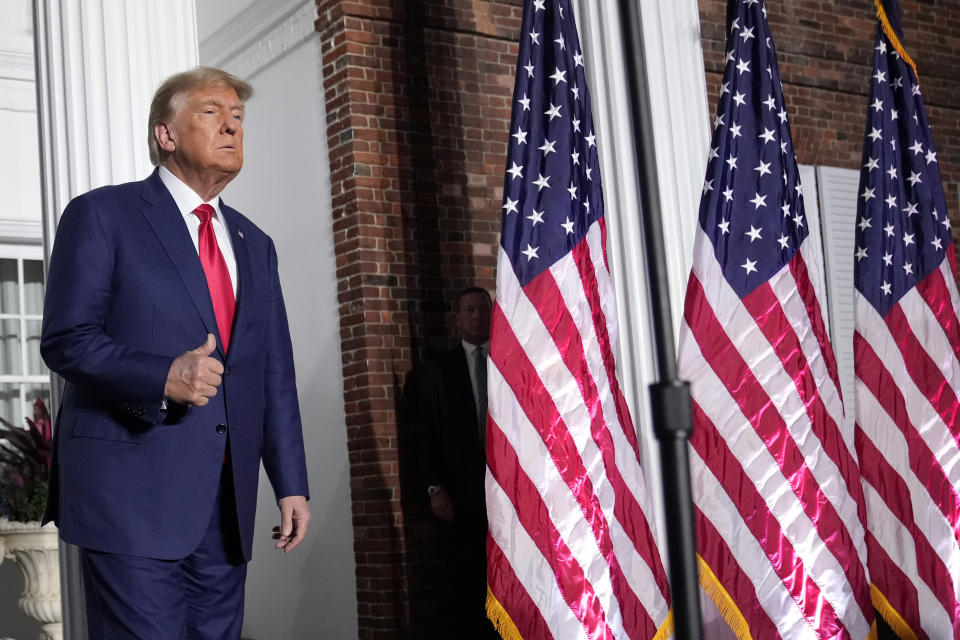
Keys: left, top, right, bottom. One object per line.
{"left": 193, "top": 204, "right": 235, "bottom": 351}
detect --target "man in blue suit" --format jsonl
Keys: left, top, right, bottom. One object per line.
{"left": 40, "top": 67, "right": 310, "bottom": 638}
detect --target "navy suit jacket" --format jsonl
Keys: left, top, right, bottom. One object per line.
{"left": 41, "top": 169, "right": 309, "bottom": 561}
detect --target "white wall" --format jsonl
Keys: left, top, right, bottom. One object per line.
{"left": 194, "top": 0, "right": 258, "bottom": 43}
{"left": 205, "top": 31, "right": 359, "bottom": 640}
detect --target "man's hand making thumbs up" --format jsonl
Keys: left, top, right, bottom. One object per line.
{"left": 164, "top": 333, "right": 224, "bottom": 406}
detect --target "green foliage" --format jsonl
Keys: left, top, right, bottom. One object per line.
{"left": 0, "top": 399, "right": 52, "bottom": 522}
{"left": 0, "top": 470, "right": 48, "bottom": 522}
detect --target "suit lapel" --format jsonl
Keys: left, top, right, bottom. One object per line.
{"left": 220, "top": 203, "right": 254, "bottom": 363}
{"left": 139, "top": 170, "right": 224, "bottom": 357}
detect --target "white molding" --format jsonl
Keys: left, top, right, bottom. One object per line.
{"left": 632, "top": 0, "right": 711, "bottom": 329}
{"left": 0, "top": 48, "right": 36, "bottom": 112}
{"left": 0, "top": 243, "right": 43, "bottom": 260}
{"left": 199, "top": 0, "right": 317, "bottom": 78}
{"left": 0, "top": 220, "right": 43, "bottom": 245}
{"left": 0, "top": 76, "right": 35, "bottom": 112}
{"left": 0, "top": 50, "right": 35, "bottom": 81}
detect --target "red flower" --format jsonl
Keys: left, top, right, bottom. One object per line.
{"left": 24, "top": 398, "right": 52, "bottom": 468}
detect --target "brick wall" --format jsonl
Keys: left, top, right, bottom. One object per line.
{"left": 317, "top": 0, "right": 960, "bottom": 637}
{"left": 698, "top": 0, "right": 960, "bottom": 229}
{"left": 315, "top": 1, "right": 521, "bottom": 637}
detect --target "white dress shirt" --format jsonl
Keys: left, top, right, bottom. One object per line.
{"left": 462, "top": 339, "right": 489, "bottom": 409}
{"left": 158, "top": 165, "right": 238, "bottom": 297}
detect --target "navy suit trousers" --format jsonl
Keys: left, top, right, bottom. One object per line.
{"left": 81, "top": 465, "right": 246, "bottom": 639}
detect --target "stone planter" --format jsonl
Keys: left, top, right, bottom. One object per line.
{"left": 0, "top": 520, "right": 61, "bottom": 640}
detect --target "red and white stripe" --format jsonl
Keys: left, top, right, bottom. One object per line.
{"left": 487, "top": 221, "right": 672, "bottom": 639}
{"left": 677, "top": 226, "right": 873, "bottom": 639}
{"left": 854, "top": 256, "right": 960, "bottom": 639}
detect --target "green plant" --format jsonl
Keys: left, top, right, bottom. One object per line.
{"left": 0, "top": 398, "right": 52, "bottom": 522}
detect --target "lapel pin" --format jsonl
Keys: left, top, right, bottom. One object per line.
{"left": 237, "top": 230, "right": 244, "bottom": 239}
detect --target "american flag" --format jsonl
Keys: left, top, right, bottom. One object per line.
{"left": 676, "top": 0, "right": 874, "bottom": 637}
{"left": 484, "top": 0, "right": 672, "bottom": 638}
{"left": 853, "top": 1, "right": 960, "bottom": 637}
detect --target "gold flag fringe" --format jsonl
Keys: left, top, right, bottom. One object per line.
{"left": 652, "top": 608, "right": 674, "bottom": 640}
{"left": 697, "top": 555, "right": 754, "bottom": 640}
{"left": 487, "top": 586, "right": 524, "bottom": 640}
{"left": 486, "top": 584, "right": 675, "bottom": 639}
{"left": 874, "top": 0, "right": 919, "bottom": 81}
{"left": 871, "top": 584, "right": 919, "bottom": 640}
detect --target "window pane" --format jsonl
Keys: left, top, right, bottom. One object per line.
{"left": 0, "top": 318, "right": 20, "bottom": 375}
{"left": 0, "top": 383, "right": 21, "bottom": 427}
{"left": 23, "top": 260, "right": 44, "bottom": 316}
{"left": 0, "top": 259, "right": 18, "bottom": 314}
{"left": 25, "top": 319, "right": 46, "bottom": 375}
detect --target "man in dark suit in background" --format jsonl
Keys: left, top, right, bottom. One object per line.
{"left": 41, "top": 67, "right": 310, "bottom": 639}
{"left": 415, "top": 286, "right": 496, "bottom": 638}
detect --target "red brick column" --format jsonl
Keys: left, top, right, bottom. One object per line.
{"left": 314, "top": 1, "right": 521, "bottom": 636}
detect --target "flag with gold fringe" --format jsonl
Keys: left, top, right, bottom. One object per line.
{"left": 677, "top": 0, "right": 874, "bottom": 636}
{"left": 485, "top": 0, "right": 672, "bottom": 637}
{"left": 853, "top": 1, "right": 960, "bottom": 637}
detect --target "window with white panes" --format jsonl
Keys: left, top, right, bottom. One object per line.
{"left": 0, "top": 245, "right": 48, "bottom": 428}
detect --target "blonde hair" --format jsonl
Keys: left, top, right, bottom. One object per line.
{"left": 147, "top": 66, "right": 253, "bottom": 165}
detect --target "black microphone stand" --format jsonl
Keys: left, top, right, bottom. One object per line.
{"left": 615, "top": 3, "right": 703, "bottom": 639}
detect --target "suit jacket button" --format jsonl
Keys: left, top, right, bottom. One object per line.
{"left": 225, "top": 367, "right": 233, "bottom": 376}
{"left": 216, "top": 423, "right": 227, "bottom": 434}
